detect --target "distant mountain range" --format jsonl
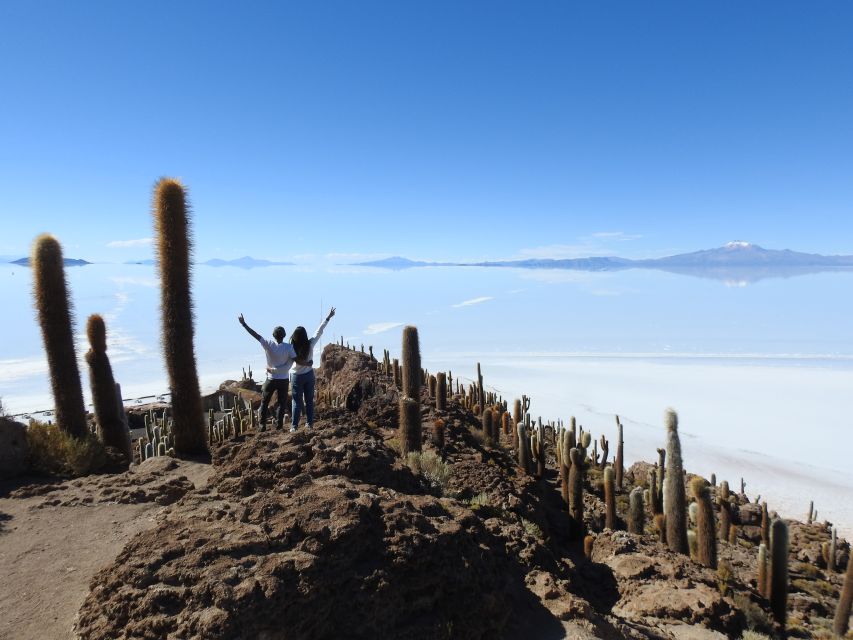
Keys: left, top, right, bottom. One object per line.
{"left": 355, "top": 243, "right": 853, "bottom": 284}
{"left": 10, "top": 256, "right": 90, "bottom": 267}
{"left": 200, "top": 256, "right": 294, "bottom": 269}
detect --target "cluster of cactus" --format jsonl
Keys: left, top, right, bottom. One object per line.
{"left": 138, "top": 409, "right": 176, "bottom": 460}
{"left": 207, "top": 398, "right": 258, "bottom": 444}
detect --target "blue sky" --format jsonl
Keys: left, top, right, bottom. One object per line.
{"left": 1, "top": 1, "right": 851, "bottom": 263}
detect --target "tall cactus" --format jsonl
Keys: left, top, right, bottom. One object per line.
{"left": 482, "top": 409, "right": 494, "bottom": 447}
{"left": 512, "top": 399, "right": 521, "bottom": 450}
{"left": 517, "top": 422, "right": 530, "bottom": 474}
{"left": 615, "top": 415, "right": 624, "bottom": 490}
{"left": 401, "top": 326, "right": 421, "bottom": 400}
{"left": 691, "top": 476, "right": 717, "bottom": 569}
{"left": 663, "top": 409, "right": 688, "bottom": 555}
{"left": 769, "top": 518, "right": 789, "bottom": 631}
{"left": 834, "top": 544, "right": 853, "bottom": 636}
{"left": 152, "top": 179, "right": 206, "bottom": 454}
{"left": 719, "top": 480, "right": 731, "bottom": 542}
{"left": 31, "top": 234, "right": 87, "bottom": 438}
{"left": 84, "top": 314, "right": 130, "bottom": 460}
{"left": 435, "top": 372, "right": 447, "bottom": 411}
{"left": 568, "top": 448, "right": 584, "bottom": 538}
{"left": 399, "top": 397, "right": 421, "bottom": 456}
{"left": 604, "top": 466, "right": 617, "bottom": 530}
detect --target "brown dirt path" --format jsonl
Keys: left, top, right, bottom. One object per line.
{"left": 0, "top": 459, "right": 212, "bottom": 640}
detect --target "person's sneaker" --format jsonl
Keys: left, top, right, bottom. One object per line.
{"left": 306, "top": 424, "right": 313, "bottom": 430}
{"left": 289, "top": 426, "right": 297, "bottom": 433}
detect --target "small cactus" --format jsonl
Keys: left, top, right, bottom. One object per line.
{"left": 433, "top": 418, "right": 445, "bottom": 451}
{"left": 584, "top": 534, "right": 595, "bottom": 559}
{"left": 691, "top": 476, "right": 717, "bottom": 569}
{"left": 757, "top": 543, "right": 768, "bottom": 597}
{"left": 654, "top": 513, "right": 666, "bottom": 544}
{"left": 648, "top": 469, "right": 661, "bottom": 514}
{"left": 760, "top": 501, "right": 769, "bottom": 546}
{"left": 628, "top": 487, "right": 645, "bottom": 535}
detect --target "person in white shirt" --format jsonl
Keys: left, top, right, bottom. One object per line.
{"left": 238, "top": 314, "right": 296, "bottom": 431}
{"left": 288, "top": 307, "right": 335, "bottom": 431}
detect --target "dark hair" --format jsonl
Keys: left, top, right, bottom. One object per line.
{"left": 290, "top": 326, "right": 310, "bottom": 364}
{"left": 272, "top": 326, "right": 286, "bottom": 342}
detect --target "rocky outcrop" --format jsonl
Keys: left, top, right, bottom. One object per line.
{"left": 0, "top": 417, "right": 28, "bottom": 479}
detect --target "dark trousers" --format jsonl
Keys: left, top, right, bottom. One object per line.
{"left": 260, "top": 378, "right": 289, "bottom": 430}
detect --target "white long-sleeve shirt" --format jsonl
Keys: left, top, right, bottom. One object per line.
{"left": 290, "top": 318, "right": 330, "bottom": 375}
{"left": 259, "top": 339, "right": 297, "bottom": 380}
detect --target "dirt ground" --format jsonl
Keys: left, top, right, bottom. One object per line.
{"left": 0, "top": 459, "right": 212, "bottom": 640}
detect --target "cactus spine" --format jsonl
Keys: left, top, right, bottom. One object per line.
{"left": 84, "top": 314, "right": 130, "bottom": 460}
{"left": 628, "top": 487, "right": 645, "bottom": 535}
{"left": 152, "top": 179, "right": 206, "bottom": 454}
{"left": 691, "top": 477, "right": 717, "bottom": 569}
{"left": 568, "top": 448, "right": 584, "bottom": 538}
{"left": 833, "top": 542, "right": 853, "bottom": 636}
{"left": 604, "top": 466, "right": 617, "bottom": 530}
{"left": 663, "top": 409, "right": 688, "bottom": 555}
{"left": 31, "top": 234, "right": 87, "bottom": 438}
{"left": 435, "top": 372, "right": 447, "bottom": 411}
{"left": 769, "top": 518, "right": 789, "bottom": 631}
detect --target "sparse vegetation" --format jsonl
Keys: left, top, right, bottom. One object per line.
{"left": 26, "top": 420, "right": 106, "bottom": 476}
{"left": 406, "top": 451, "right": 452, "bottom": 494}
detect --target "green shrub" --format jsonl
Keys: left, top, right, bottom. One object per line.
{"left": 740, "top": 632, "right": 772, "bottom": 640}
{"left": 406, "top": 451, "right": 452, "bottom": 494}
{"left": 522, "top": 518, "right": 543, "bottom": 539}
{"left": 27, "top": 420, "right": 106, "bottom": 476}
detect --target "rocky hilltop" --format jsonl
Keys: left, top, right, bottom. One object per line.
{"left": 2, "top": 344, "right": 851, "bottom": 639}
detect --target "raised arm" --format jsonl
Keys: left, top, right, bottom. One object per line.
{"left": 313, "top": 307, "right": 336, "bottom": 341}
{"left": 238, "top": 314, "right": 263, "bottom": 342}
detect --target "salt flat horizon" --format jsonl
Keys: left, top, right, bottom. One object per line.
{"left": 2, "top": 262, "right": 852, "bottom": 538}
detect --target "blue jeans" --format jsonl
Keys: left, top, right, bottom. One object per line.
{"left": 290, "top": 370, "right": 316, "bottom": 428}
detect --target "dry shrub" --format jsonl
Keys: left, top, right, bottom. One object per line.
{"left": 27, "top": 420, "right": 106, "bottom": 476}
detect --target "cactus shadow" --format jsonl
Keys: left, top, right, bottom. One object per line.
{"left": 0, "top": 511, "right": 10, "bottom": 534}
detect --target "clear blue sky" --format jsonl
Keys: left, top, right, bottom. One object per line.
{"left": 1, "top": 1, "right": 851, "bottom": 263}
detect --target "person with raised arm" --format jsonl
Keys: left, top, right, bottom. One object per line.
{"left": 238, "top": 314, "right": 296, "bottom": 431}
{"left": 288, "top": 307, "right": 336, "bottom": 431}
